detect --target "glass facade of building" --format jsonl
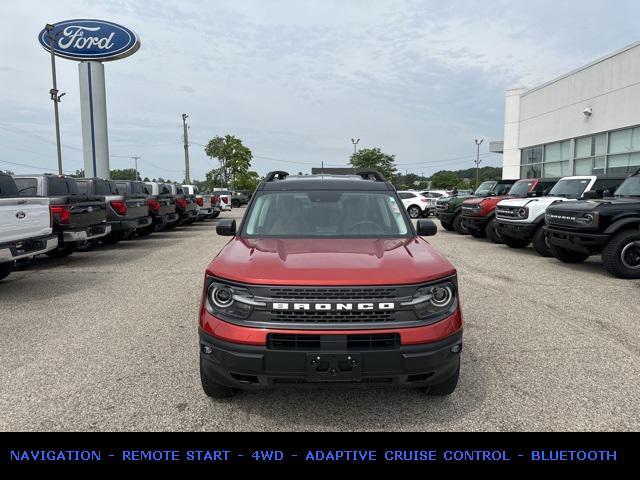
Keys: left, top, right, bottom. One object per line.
{"left": 520, "top": 126, "right": 640, "bottom": 178}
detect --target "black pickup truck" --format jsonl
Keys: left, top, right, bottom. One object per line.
{"left": 13, "top": 174, "right": 109, "bottom": 258}
{"left": 545, "top": 170, "right": 640, "bottom": 279}
{"left": 76, "top": 178, "right": 151, "bottom": 243}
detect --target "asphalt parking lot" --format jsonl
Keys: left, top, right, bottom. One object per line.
{"left": 1, "top": 207, "right": 639, "bottom": 432}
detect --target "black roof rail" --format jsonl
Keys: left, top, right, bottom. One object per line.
{"left": 354, "top": 169, "right": 386, "bottom": 182}
{"left": 265, "top": 171, "right": 289, "bottom": 182}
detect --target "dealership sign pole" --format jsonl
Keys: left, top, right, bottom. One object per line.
{"left": 38, "top": 20, "right": 140, "bottom": 179}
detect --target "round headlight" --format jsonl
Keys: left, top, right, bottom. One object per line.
{"left": 211, "top": 285, "right": 234, "bottom": 308}
{"left": 518, "top": 208, "right": 527, "bottom": 218}
{"left": 430, "top": 285, "right": 453, "bottom": 307}
{"left": 583, "top": 214, "right": 594, "bottom": 223}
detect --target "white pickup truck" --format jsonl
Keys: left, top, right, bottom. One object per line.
{"left": 0, "top": 173, "right": 58, "bottom": 281}
{"left": 495, "top": 175, "right": 626, "bottom": 257}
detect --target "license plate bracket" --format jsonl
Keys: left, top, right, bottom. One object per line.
{"left": 305, "top": 353, "right": 362, "bottom": 382}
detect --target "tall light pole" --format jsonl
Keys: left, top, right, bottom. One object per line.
{"left": 182, "top": 113, "right": 190, "bottom": 184}
{"left": 45, "top": 24, "right": 65, "bottom": 175}
{"left": 351, "top": 137, "right": 360, "bottom": 154}
{"left": 474, "top": 138, "right": 484, "bottom": 188}
{"left": 132, "top": 156, "right": 140, "bottom": 180}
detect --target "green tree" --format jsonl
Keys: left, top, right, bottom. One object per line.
{"left": 110, "top": 168, "right": 141, "bottom": 181}
{"left": 204, "top": 134, "right": 253, "bottom": 188}
{"left": 430, "top": 171, "right": 467, "bottom": 189}
{"left": 349, "top": 148, "right": 397, "bottom": 182}
{"left": 235, "top": 170, "right": 261, "bottom": 191}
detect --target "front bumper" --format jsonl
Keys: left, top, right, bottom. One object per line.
{"left": 435, "top": 211, "right": 455, "bottom": 224}
{"left": 198, "top": 208, "right": 213, "bottom": 217}
{"left": 108, "top": 216, "right": 152, "bottom": 232}
{"left": 544, "top": 226, "right": 608, "bottom": 254}
{"left": 62, "top": 224, "right": 111, "bottom": 242}
{"left": 495, "top": 220, "right": 538, "bottom": 240}
{"left": 462, "top": 215, "right": 490, "bottom": 230}
{"left": 199, "top": 328, "right": 462, "bottom": 389}
{"left": 0, "top": 234, "right": 59, "bottom": 262}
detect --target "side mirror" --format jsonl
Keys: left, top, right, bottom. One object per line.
{"left": 216, "top": 219, "right": 236, "bottom": 236}
{"left": 417, "top": 219, "right": 437, "bottom": 237}
{"left": 582, "top": 190, "right": 599, "bottom": 199}
{"left": 603, "top": 189, "right": 612, "bottom": 198}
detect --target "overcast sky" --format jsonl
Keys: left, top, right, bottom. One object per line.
{"left": 2, "top": 0, "right": 640, "bottom": 181}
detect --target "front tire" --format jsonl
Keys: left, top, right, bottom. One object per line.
{"left": 549, "top": 244, "right": 590, "bottom": 263}
{"left": 407, "top": 205, "right": 421, "bottom": 219}
{"left": 440, "top": 221, "right": 455, "bottom": 232}
{"left": 0, "top": 261, "right": 16, "bottom": 281}
{"left": 453, "top": 214, "right": 469, "bottom": 235}
{"left": 468, "top": 227, "right": 486, "bottom": 239}
{"left": 485, "top": 218, "right": 503, "bottom": 244}
{"left": 532, "top": 226, "right": 553, "bottom": 257}
{"left": 46, "top": 243, "right": 76, "bottom": 258}
{"left": 602, "top": 230, "right": 640, "bottom": 279}
{"left": 231, "top": 200, "right": 241, "bottom": 208}
{"left": 200, "top": 358, "right": 238, "bottom": 399}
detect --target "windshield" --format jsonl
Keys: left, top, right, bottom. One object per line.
{"left": 474, "top": 181, "right": 497, "bottom": 195}
{"left": 244, "top": 191, "right": 411, "bottom": 238}
{"left": 548, "top": 178, "right": 591, "bottom": 198}
{"left": 614, "top": 176, "right": 640, "bottom": 197}
{"left": 508, "top": 180, "right": 535, "bottom": 197}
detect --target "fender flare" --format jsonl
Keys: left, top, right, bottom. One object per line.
{"left": 604, "top": 217, "right": 640, "bottom": 235}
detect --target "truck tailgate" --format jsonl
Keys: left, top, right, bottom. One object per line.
{"left": 158, "top": 195, "right": 176, "bottom": 216}
{"left": 125, "top": 195, "right": 149, "bottom": 218}
{"left": 0, "top": 197, "right": 51, "bottom": 243}
{"left": 68, "top": 198, "right": 107, "bottom": 227}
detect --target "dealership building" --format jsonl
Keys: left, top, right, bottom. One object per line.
{"left": 498, "top": 41, "right": 640, "bottom": 180}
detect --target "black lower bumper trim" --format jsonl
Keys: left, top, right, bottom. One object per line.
{"left": 496, "top": 221, "right": 538, "bottom": 240}
{"left": 544, "top": 226, "right": 609, "bottom": 253}
{"left": 462, "top": 216, "right": 489, "bottom": 230}
{"left": 199, "top": 329, "right": 462, "bottom": 389}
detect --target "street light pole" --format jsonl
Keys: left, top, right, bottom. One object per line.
{"left": 132, "top": 156, "right": 140, "bottom": 180}
{"left": 474, "top": 138, "right": 484, "bottom": 188}
{"left": 45, "top": 24, "right": 65, "bottom": 175}
{"left": 182, "top": 113, "right": 190, "bottom": 184}
{"left": 351, "top": 137, "right": 360, "bottom": 154}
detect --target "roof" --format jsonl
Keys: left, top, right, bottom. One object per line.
{"left": 260, "top": 173, "right": 392, "bottom": 191}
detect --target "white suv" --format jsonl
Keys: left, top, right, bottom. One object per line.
{"left": 495, "top": 175, "right": 626, "bottom": 256}
{"left": 397, "top": 190, "right": 430, "bottom": 218}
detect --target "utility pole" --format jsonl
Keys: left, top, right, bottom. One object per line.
{"left": 45, "top": 24, "right": 65, "bottom": 175}
{"left": 132, "top": 156, "right": 140, "bottom": 180}
{"left": 351, "top": 137, "right": 360, "bottom": 154}
{"left": 182, "top": 113, "right": 190, "bottom": 184}
{"left": 474, "top": 138, "right": 484, "bottom": 189}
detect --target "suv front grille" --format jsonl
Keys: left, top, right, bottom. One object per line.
{"left": 269, "top": 310, "right": 395, "bottom": 323}
{"left": 266, "top": 287, "right": 397, "bottom": 300}
{"left": 496, "top": 206, "right": 520, "bottom": 219}
{"left": 545, "top": 211, "right": 580, "bottom": 227}
{"left": 267, "top": 333, "right": 400, "bottom": 351}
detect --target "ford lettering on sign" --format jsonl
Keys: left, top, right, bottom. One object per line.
{"left": 38, "top": 19, "right": 140, "bottom": 61}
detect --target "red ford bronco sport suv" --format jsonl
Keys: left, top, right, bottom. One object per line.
{"left": 198, "top": 171, "right": 463, "bottom": 398}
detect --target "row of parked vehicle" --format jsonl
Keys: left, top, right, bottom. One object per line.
{"left": 0, "top": 173, "right": 236, "bottom": 281}
{"left": 431, "top": 170, "right": 640, "bottom": 279}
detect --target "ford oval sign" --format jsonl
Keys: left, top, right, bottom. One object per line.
{"left": 38, "top": 19, "right": 140, "bottom": 61}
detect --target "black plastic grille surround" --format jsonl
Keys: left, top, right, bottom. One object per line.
{"left": 206, "top": 277, "right": 458, "bottom": 330}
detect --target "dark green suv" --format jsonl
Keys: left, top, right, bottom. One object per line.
{"left": 435, "top": 180, "right": 516, "bottom": 234}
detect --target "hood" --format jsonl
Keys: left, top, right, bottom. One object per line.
{"left": 463, "top": 195, "right": 510, "bottom": 207}
{"left": 207, "top": 237, "right": 456, "bottom": 286}
{"left": 547, "top": 197, "right": 640, "bottom": 213}
{"left": 498, "top": 196, "right": 570, "bottom": 208}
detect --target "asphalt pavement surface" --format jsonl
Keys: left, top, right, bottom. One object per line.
{"left": 1, "top": 207, "right": 638, "bottom": 431}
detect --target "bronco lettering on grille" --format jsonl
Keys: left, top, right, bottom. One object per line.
{"left": 272, "top": 302, "right": 395, "bottom": 311}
